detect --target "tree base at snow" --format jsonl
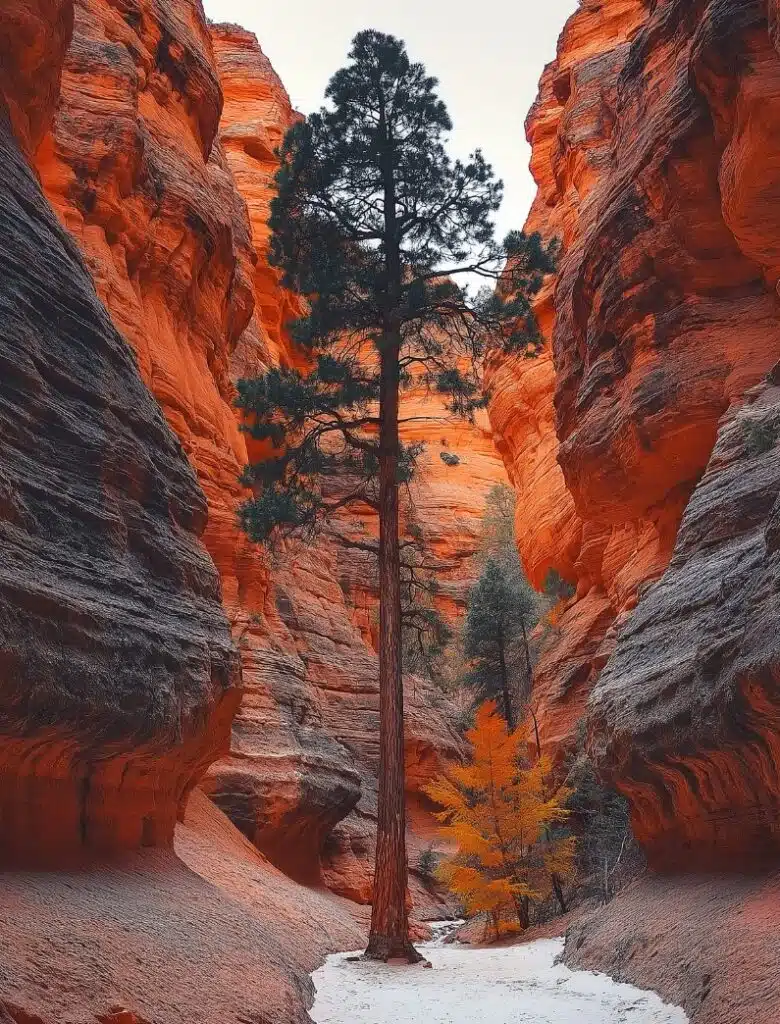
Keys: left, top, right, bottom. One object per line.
{"left": 362, "top": 937, "right": 429, "bottom": 965}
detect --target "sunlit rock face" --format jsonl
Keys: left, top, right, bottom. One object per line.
{"left": 210, "top": 23, "right": 304, "bottom": 368}
{"left": 0, "top": 0, "right": 73, "bottom": 159}
{"left": 31, "top": 5, "right": 479, "bottom": 895}
{"left": 37, "top": 0, "right": 261, "bottom": 600}
{"left": 0, "top": 0, "right": 240, "bottom": 865}
{"left": 208, "top": 24, "right": 498, "bottom": 896}
{"left": 490, "top": 0, "right": 780, "bottom": 866}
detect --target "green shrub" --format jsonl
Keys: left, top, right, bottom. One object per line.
{"left": 543, "top": 569, "right": 576, "bottom": 601}
{"left": 743, "top": 418, "right": 779, "bottom": 456}
{"left": 417, "top": 846, "right": 440, "bottom": 880}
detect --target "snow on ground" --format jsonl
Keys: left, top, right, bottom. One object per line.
{"left": 309, "top": 934, "right": 689, "bottom": 1024}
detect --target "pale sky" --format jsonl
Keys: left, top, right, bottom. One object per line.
{"left": 203, "top": 1, "right": 578, "bottom": 240}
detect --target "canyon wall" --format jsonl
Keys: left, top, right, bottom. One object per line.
{"left": 490, "top": 0, "right": 780, "bottom": 868}
{"left": 0, "top": 0, "right": 240, "bottom": 867}
{"left": 29, "top": 0, "right": 498, "bottom": 900}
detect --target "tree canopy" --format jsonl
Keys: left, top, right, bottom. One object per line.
{"left": 235, "top": 30, "right": 557, "bottom": 543}
{"left": 464, "top": 557, "right": 538, "bottom": 728}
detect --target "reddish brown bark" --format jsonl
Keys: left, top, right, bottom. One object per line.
{"left": 365, "top": 87, "right": 422, "bottom": 963}
{"left": 365, "top": 340, "right": 422, "bottom": 963}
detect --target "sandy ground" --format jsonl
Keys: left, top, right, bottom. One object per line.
{"left": 0, "top": 791, "right": 365, "bottom": 1024}
{"left": 309, "top": 934, "right": 689, "bottom": 1024}
{"left": 564, "top": 872, "right": 780, "bottom": 1024}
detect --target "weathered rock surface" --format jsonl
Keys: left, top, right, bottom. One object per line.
{"left": 564, "top": 870, "right": 780, "bottom": 1024}
{"left": 0, "top": 791, "right": 365, "bottom": 1024}
{"left": 0, "top": 0, "right": 73, "bottom": 159}
{"left": 490, "top": 0, "right": 780, "bottom": 868}
{"left": 210, "top": 22, "right": 304, "bottom": 368}
{"left": 0, "top": 0, "right": 239, "bottom": 866}
{"left": 32, "top": 0, "right": 354, "bottom": 883}
{"left": 590, "top": 376, "right": 780, "bottom": 868}
{"left": 32, "top": 4, "right": 479, "bottom": 899}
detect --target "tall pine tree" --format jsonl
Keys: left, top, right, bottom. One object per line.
{"left": 236, "top": 30, "right": 555, "bottom": 962}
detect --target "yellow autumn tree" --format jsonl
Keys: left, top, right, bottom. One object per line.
{"left": 425, "top": 700, "right": 576, "bottom": 935}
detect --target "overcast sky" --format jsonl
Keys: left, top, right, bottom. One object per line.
{"left": 203, "top": 0, "right": 577, "bottom": 240}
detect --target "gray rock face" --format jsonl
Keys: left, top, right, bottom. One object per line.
{"left": 0, "top": 97, "right": 240, "bottom": 864}
{"left": 590, "top": 375, "right": 780, "bottom": 867}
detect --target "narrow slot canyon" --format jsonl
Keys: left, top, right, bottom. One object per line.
{"left": 1, "top": 2, "right": 780, "bottom": 1022}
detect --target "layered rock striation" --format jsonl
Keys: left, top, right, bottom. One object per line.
{"left": 203, "top": 24, "right": 501, "bottom": 893}
{"left": 29, "top": 4, "right": 485, "bottom": 895}
{"left": 0, "top": 0, "right": 240, "bottom": 865}
{"left": 491, "top": 0, "right": 780, "bottom": 867}
{"left": 590, "top": 374, "right": 780, "bottom": 868}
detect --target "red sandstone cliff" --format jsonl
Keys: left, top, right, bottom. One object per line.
{"left": 30, "top": 2, "right": 499, "bottom": 907}
{"left": 488, "top": 0, "right": 780, "bottom": 871}
{"left": 0, "top": 0, "right": 240, "bottom": 868}
{"left": 483, "top": 8, "right": 780, "bottom": 1016}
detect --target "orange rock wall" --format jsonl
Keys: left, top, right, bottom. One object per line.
{"left": 34, "top": 5, "right": 498, "bottom": 896}
{"left": 491, "top": 0, "right": 780, "bottom": 866}
{"left": 0, "top": 0, "right": 73, "bottom": 159}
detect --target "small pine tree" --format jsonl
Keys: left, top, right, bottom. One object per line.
{"left": 479, "top": 483, "right": 518, "bottom": 569}
{"left": 542, "top": 568, "right": 576, "bottom": 602}
{"left": 426, "top": 701, "right": 575, "bottom": 935}
{"left": 564, "top": 731, "right": 642, "bottom": 904}
{"left": 416, "top": 846, "right": 440, "bottom": 882}
{"left": 463, "top": 559, "right": 537, "bottom": 729}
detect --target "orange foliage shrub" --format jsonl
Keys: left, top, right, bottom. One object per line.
{"left": 425, "top": 701, "right": 575, "bottom": 934}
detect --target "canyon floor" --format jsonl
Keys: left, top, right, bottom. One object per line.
{"left": 309, "top": 935, "right": 688, "bottom": 1024}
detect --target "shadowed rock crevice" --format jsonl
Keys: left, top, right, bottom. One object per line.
{"left": 487, "top": 0, "right": 780, "bottom": 873}
{"left": 0, "top": 59, "right": 240, "bottom": 862}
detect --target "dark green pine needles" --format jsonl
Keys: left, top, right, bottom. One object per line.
{"left": 464, "top": 558, "right": 538, "bottom": 731}
{"left": 235, "top": 29, "right": 557, "bottom": 545}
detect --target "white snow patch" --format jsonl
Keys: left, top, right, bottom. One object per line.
{"left": 309, "top": 935, "right": 689, "bottom": 1024}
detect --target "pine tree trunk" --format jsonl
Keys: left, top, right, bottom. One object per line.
{"left": 529, "top": 704, "right": 542, "bottom": 760}
{"left": 365, "top": 93, "right": 422, "bottom": 963}
{"left": 519, "top": 612, "right": 534, "bottom": 703}
{"left": 365, "top": 339, "right": 421, "bottom": 963}
{"left": 552, "top": 872, "right": 567, "bottom": 914}
{"left": 519, "top": 895, "right": 530, "bottom": 929}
